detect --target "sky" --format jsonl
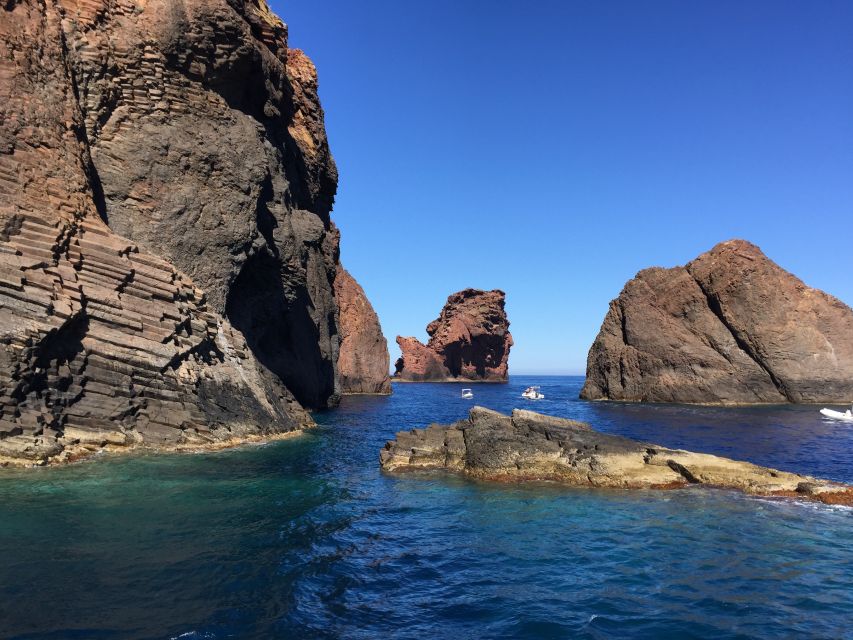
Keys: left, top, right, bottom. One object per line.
{"left": 273, "top": 0, "right": 853, "bottom": 375}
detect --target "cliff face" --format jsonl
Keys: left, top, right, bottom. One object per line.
{"left": 0, "top": 0, "right": 348, "bottom": 465}
{"left": 582, "top": 240, "right": 853, "bottom": 404}
{"left": 395, "top": 289, "right": 513, "bottom": 382}
{"left": 379, "top": 407, "right": 853, "bottom": 506}
{"left": 334, "top": 267, "right": 390, "bottom": 394}
{"left": 54, "top": 0, "right": 341, "bottom": 409}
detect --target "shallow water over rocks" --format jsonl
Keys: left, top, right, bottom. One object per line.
{"left": 1, "top": 377, "right": 851, "bottom": 639}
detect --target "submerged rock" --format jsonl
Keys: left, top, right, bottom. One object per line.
{"left": 380, "top": 407, "right": 853, "bottom": 505}
{"left": 395, "top": 289, "right": 513, "bottom": 382}
{"left": 335, "top": 267, "right": 391, "bottom": 394}
{"left": 582, "top": 240, "right": 853, "bottom": 404}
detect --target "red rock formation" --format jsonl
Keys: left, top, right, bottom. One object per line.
{"left": 0, "top": 0, "right": 351, "bottom": 465}
{"left": 582, "top": 240, "right": 853, "bottom": 404}
{"left": 395, "top": 289, "right": 513, "bottom": 382}
{"left": 334, "top": 267, "right": 390, "bottom": 394}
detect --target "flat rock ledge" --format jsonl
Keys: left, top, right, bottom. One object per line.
{"left": 0, "top": 424, "right": 308, "bottom": 469}
{"left": 379, "top": 407, "right": 853, "bottom": 506}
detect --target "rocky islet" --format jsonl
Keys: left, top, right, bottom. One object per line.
{"left": 395, "top": 288, "right": 513, "bottom": 382}
{"left": 380, "top": 406, "right": 853, "bottom": 506}
{"left": 582, "top": 240, "right": 853, "bottom": 404}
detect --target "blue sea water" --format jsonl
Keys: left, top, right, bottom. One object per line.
{"left": 0, "top": 376, "right": 851, "bottom": 640}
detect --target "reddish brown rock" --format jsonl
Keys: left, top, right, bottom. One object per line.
{"left": 395, "top": 289, "right": 513, "bottom": 382}
{"left": 0, "top": 0, "right": 354, "bottom": 466}
{"left": 582, "top": 240, "right": 853, "bottom": 404}
{"left": 334, "top": 267, "right": 390, "bottom": 394}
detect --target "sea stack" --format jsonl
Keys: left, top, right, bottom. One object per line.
{"left": 0, "top": 0, "right": 369, "bottom": 465}
{"left": 334, "top": 267, "right": 391, "bottom": 394}
{"left": 582, "top": 240, "right": 853, "bottom": 404}
{"left": 394, "top": 289, "right": 513, "bottom": 382}
{"left": 379, "top": 407, "right": 853, "bottom": 506}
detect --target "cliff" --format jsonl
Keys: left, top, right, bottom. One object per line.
{"left": 0, "top": 0, "right": 354, "bottom": 465}
{"left": 51, "top": 0, "right": 341, "bottom": 410}
{"left": 334, "top": 267, "right": 391, "bottom": 394}
{"left": 394, "top": 289, "right": 513, "bottom": 382}
{"left": 380, "top": 407, "right": 853, "bottom": 505}
{"left": 581, "top": 240, "right": 853, "bottom": 404}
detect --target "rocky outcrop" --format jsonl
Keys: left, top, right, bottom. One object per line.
{"left": 0, "top": 0, "right": 348, "bottom": 465}
{"left": 582, "top": 240, "right": 853, "bottom": 404}
{"left": 48, "top": 0, "right": 341, "bottom": 409}
{"left": 380, "top": 407, "right": 853, "bottom": 505}
{"left": 334, "top": 267, "right": 390, "bottom": 394}
{"left": 394, "top": 289, "right": 513, "bottom": 382}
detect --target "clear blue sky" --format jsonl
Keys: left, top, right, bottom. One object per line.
{"left": 274, "top": 0, "right": 853, "bottom": 375}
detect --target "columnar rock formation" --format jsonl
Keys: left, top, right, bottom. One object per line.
{"left": 0, "top": 0, "right": 359, "bottom": 465}
{"left": 582, "top": 240, "right": 853, "bottom": 404}
{"left": 395, "top": 289, "right": 513, "bottom": 382}
{"left": 334, "top": 267, "right": 391, "bottom": 394}
{"left": 380, "top": 407, "right": 853, "bottom": 505}
{"left": 48, "top": 0, "right": 341, "bottom": 410}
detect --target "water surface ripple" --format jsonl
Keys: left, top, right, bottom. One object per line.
{"left": 0, "top": 376, "right": 851, "bottom": 639}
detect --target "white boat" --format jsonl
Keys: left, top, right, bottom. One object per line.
{"left": 461, "top": 389, "right": 474, "bottom": 399}
{"left": 521, "top": 386, "right": 544, "bottom": 400}
{"left": 820, "top": 407, "right": 853, "bottom": 421}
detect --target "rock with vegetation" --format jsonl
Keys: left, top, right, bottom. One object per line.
{"left": 581, "top": 240, "right": 853, "bottom": 404}
{"left": 380, "top": 407, "right": 853, "bottom": 505}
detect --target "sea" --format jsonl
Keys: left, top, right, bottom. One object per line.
{"left": 1, "top": 376, "right": 851, "bottom": 639}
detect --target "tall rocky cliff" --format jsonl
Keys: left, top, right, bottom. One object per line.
{"left": 582, "top": 240, "right": 853, "bottom": 404}
{"left": 395, "top": 289, "right": 513, "bottom": 382}
{"left": 334, "top": 267, "right": 390, "bottom": 394}
{"left": 56, "top": 0, "right": 341, "bottom": 409}
{"left": 0, "top": 0, "right": 384, "bottom": 465}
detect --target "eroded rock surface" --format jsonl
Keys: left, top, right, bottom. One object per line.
{"left": 582, "top": 240, "right": 853, "bottom": 404}
{"left": 380, "top": 408, "right": 853, "bottom": 505}
{"left": 50, "top": 0, "right": 341, "bottom": 409}
{"left": 0, "top": 0, "right": 344, "bottom": 465}
{"left": 395, "top": 289, "right": 513, "bottom": 382}
{"left": 335, "top": 267, "right": 390, "bottom": 394}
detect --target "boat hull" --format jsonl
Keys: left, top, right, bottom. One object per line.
{"left": 820, "top": 408, "right": 853, "bottom": 421}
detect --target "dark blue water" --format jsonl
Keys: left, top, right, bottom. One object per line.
{"left": 1, "top": 376, "right": 851, "bottom": 640}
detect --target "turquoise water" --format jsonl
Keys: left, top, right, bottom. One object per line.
{"left": 1, "top": 376, "right": 851, "bottom": 639}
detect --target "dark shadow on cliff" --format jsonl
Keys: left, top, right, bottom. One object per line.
{"left": 443, "top": 335, "right": 507, "bottom": 379}
{"left": 12, "top": 312, "right": 90, "bottom": 431}
{"left": 226, "top": 249, "right": 335, "bottom": 410}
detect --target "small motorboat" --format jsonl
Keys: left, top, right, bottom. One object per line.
{"left": 461, "top": 389, "right": 474, "bottom": 399}
{"left": 521, "top": 386, "right": 544, "bottom": 400}
{"left": 820, "top": 407, "right": 853, "bottom": 421}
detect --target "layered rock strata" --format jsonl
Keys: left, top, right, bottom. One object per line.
{"left": 582, "top": 240, "right": 853, "bottom": 404}
{"left": 0, "top": 0, "right": 344, "bottom": 465}
{"left": 48, "top": 0, "right": 341, "bottom": 409}
{"left": 380, "top": 407, "right": 853, "bottom": 505}
{"left": 334, "top": 267, "right": 390, "bottom": 394}
{"left": 395, "top": 289, "right": 513, "bottom": 382}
